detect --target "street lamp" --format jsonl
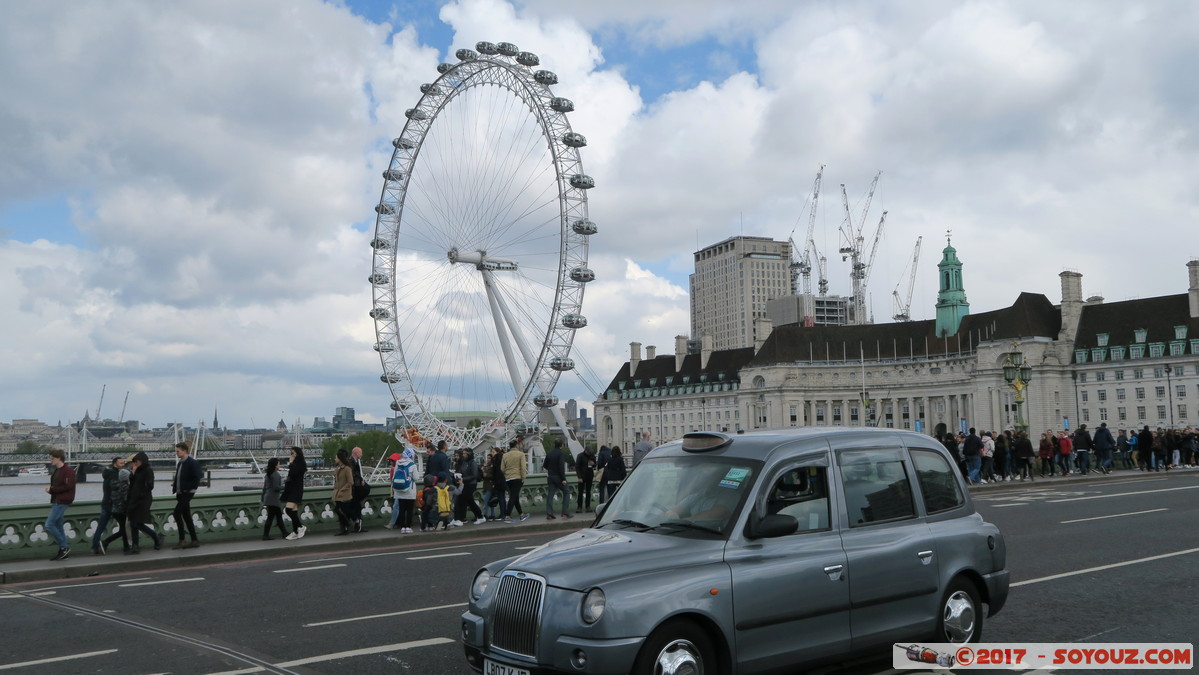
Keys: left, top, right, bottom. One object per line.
{"left": 1165, "top": 364, "right": 1175, "bottom": 427}
{"left": 1002, "top": 343, "right": 1033, "bottom": 434}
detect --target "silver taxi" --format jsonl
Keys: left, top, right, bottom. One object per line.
{"left": 461, "top": 428, "right": 1009, "bottom": 675}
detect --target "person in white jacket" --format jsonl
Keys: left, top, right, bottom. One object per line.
{"left": 385, "top": 448, "right": 419, "bottom": 534}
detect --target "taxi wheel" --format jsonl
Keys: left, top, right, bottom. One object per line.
{"left": 633, "top": 619, "right": 716, "bottom": 675}
{"left": 938, "top": 577, "right": 983, "bottom": 644}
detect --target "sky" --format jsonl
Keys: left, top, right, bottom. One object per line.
{"left": 2, "top": 0, "right": 1197, "bottom": 430}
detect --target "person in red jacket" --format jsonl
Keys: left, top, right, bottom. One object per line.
{"left": 44, "top": 449, "right": 76, "bottom": 561}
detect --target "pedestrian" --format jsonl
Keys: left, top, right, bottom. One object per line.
{"left": 386, "top": 449, "right": 417, "bottom": 533}
{"left": 332, "top": 449, "right": 354, "bottom": 536}
{"left": 282, "top": 446, "right": 308, "bottom": 540}
{"left": 575, "top": 445, "right": 597, "bottom": 513}
{"left": 543, "top": 439, "right": 573, "bottom": 520}
{"left": 632, "top": 431, "right": 654, "bottom": 467}
{"left": 596, "top": 444, "right": 612, "bottom": 503}
{"left": 1093, "top": 422, "right": 1116, "bottom": 474}
{"left": 602, "top": 445, "right": 627, "bottom": 500}
{"left": 962, "top": 428, "right": 983, "bottom": 485}
{"left": 260, "top": 457, "right": 289, "bottom": 540}
{"left": 980, "top": 432, "right": 995, "bottom": 483}
{"left": 427, "top": 440, "right": 451, "bottom": 484}
{"left": 419, "top": 475, "right": 440, "bottom": 531}
{"left": 452, "top": 448, "right": 485, "bottom": 526}
{"left": 501, "top": 439, "right": 530, "bottom": 523}
{"left": 1057, "top": 431, "right": 1074, "bottom": 476}
{"left": 126, "top": 451, "right": 164, "bottom": 554}
{"left": 1038, "top": 430, "right": 1056, "bottom": 477}
{"left": 44, "top": 449, "right": 76, "bottom": 561}
{"left": 171, "top": 441, "right": 203, "bottom": 549}
{"left": 1138, "top": 426, "right": 1154, "bottom": 471}
{"left": 98, "top": 456, "right": 132, "bottom": 554}
{"left": 1013, "top": 431, "right": 1035, "bottom": 481}
{"left": 483, "top": 446, "right": 506, "bottom": 521}
{"left": 91, "top": 455, "right": 127, "bottom": 555}
{"left": 1073, "top": 425, "right": 1093, "bottom": 475}
{"left": 349, "top": 446, "right": 369, "bottom": 533}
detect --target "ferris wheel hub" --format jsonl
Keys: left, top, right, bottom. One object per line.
{"left": 447, "top": 247, "right": 519, "bottom": 271}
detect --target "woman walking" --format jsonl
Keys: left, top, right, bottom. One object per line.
{"left": 261, "top": 457, "right": 290, "bottom": 540}
{"left": 332, "top": 450, "right": 354, "bottom": 535}
{"left": 1038, "top": 431, "right": 1055, "bottom": 477}
{"left": 602, "top": 446, "right": 627, "bottom": 501}
{"left": 99, "top": 456, "right": 132, "bottom": 553}
{"left": 126, "top": 452, "right": 163, "bottom": 554}
{"left": 281, "top": 446, "right": 307, "bottom": 540}
{"left": 501, "top": 440, "right": 529, "bottom": 523}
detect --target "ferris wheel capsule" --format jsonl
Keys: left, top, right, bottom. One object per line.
{"left": 382, "top": 169, "right": 405, "bottom": 182}
{"left": 393, "top": 137, "right": 415, "bottom": 150}
{"left": 375, "top": 203, "right": 396, "bottom": 215}
{"left": 370, "top": 237, "right": 391, "bottom": 250}
{"left": 570, "top": 267, "right": 595, "bottom": 283}
{"left": 516, "top": 51, "right": 539, "bottom": 67}
{"left": 420, "top": 83, "right": 443, "bottom": 96}
{"left": 368, "top": 273, "right": 390, "bottom": 285}
{"left": 374, "top": 341, "right": 396, "bottom": 352}
{"left": 569, "top": 174, "right": 595, "bottom": 189}
{"left": 549, "top": 357, "right": 575, "bottom": 371}
{"left": 514, "top": 423, "right": 539, "bottom": 435}
{"left": 380, "top": 372, "right": 403, "bottom": 384}
{"left": 533, "top": 70, "right": 558, "bottom": 85}
{"left": 533, "top": 393, "right": 558, "bottom": 408}
{"left": 550, "top": 97, "right": 574, "bottom": 113}
{"left": 476, "top": 41, "right": 498, "bottom": 55}
{"left": 405, "top": 108, "right": 428, "bottom": 120}
{"left": 562, "top": 314, "right": 588, "bottom": 329}
{"left": 437, "top": 63, "right": 453, "bottom": 74}
{"left": 456, "top": 48, "right": 478, "bottom": 61}
{"left": 369, "top": 307, "right": 391, "bottom": 319}
{"left": 572, "top": 219, "right": 597, "bottom": 235}
{"left": 496, "top": 42, "right": 519, "bottom": 57}
{"left": 562, "top": 132, "right": 587, "bottom": 148}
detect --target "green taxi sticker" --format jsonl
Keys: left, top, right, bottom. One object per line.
{"left": 719, "top": 467, "right": 749, "bottom": 489}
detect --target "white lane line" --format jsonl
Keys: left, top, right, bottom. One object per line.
{"left": 1061, "top": 508, "right": 1168, "bottom": 524}
{"left": 1100, "top": 478, "right": 1168, "bottom": 487}
{"left": 992, "top": 503, "right": 1028, "bottom": 508}
{"left": 513, "top": 545, "right": 541, "bottom": 550}
{"left": 31, "top": 577, "right": 153, "bottom": 591}
{"left": 408, "top": 552, "right": 471, "bottom": 561}
{"left": 0, "top": 591, "right": 55, "bottom": 598}
{"left": 0, "top": 649, "right": 118, "bottom": 670}
{"left": 1048, "top": 484, "right": 1199, "bottom": 503}
{"left": 304, "top": 602, "right": 468, "bottom": 627}
{"left": 301, "top": 537, "right": 526, "bottom": 563}
{"left": 119, "top": 577, "right": 204, "bottom": 588}
{"left": 1012, "top": 546, "right": 1199, "bottom": 587}
{"left": 273, "top": 563, "right": 346, "bottom": 573}
{"left": 211, "top": 638, "right": 455, "bottom": 674}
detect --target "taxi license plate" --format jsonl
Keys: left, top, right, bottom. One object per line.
{"left": 484, "top": 659, "right": 531, "bottom": 675}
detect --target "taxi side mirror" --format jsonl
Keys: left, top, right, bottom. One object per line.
{"left": 746, "top": 512, "right": 798, "bottom": 539}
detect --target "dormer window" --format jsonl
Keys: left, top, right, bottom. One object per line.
{"left": 1149, "top": 343, "right": 1165, "bottom": 358}
{"left": 1130, "top": 344, "right": 1145, "bottom": 359}
{"left": 1097, "top": 333, "right": 1109, "bottom": 347}
{"left": 1134, "top": 328, "right": 1147, "bottom": 343}
{"left": 1111, "top": 346, "right": 1126, "bottom": 361}
{"left": 1091, "top": 348, "right": 1106, "bottom": 362}
{"left": 1175, "top": 325, "right": 1188, "bottom": 340}
{"left": 1075, "top": 349, "right": 1088, "bottom": 363}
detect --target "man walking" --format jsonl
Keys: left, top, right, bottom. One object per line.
{"left": 632, "top": 431, "right": 654, "bottom": 467}
{"left": 349, "top": 446, "right": 369, "bottom": 533}
{"left": 596, "top": 445, "right": 612, "bottom": 503}
{"left": 91, "top": 455, "right": 127, "bottom": 555}
{"left": 1073, "top": 424, "right": 1094, "bottom": 475}
{"left": 171, "top": 441, "right": 203, "bottom": 549}
{"left": 44, "top": 449, "right": 76, "bottom": 561}
{"left": 1093, "top": 422, "right": 1116, "bottom": 474}
{"left": 543, "top": 440, "right": 573, "bottom": 520}
{"left": 963, "top": 428, "right": 983, "bottom": 485}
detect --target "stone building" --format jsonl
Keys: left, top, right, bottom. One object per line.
{"left": 594, "top": 243, "right": 1199, "bottom": 449}
{"left": 689, "top": 235, "right": 791, "bottom": 350}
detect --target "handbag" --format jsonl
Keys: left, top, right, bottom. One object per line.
{"left": 352, "top": 482, "right": 372, "bottom": 500}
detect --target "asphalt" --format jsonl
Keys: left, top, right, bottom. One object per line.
{"left": 3, "top": 464, "right": 1178, "bottom": 586}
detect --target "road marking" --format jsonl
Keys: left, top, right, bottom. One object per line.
{"left": 513, "top": 545, "right": 541, "bottom": 550}
{"left": 991, "top": 503, "right": 1028, "bottom": 508}
{"left": 301, "top": 537, "right": 526, "bottom": 563}
{"left": 304, "top": 602, "right": 468, "bottom": 627}
{"left": 407, "top": 552, "right": 470, "bottom": 561}
{"left": 1061, "top": 508, "right": 1167, "bottom": 524}
{"left": 273, "top": 563, "right": 346, "bottom": 573}
{"left": 1100, "top": 477, "right": 1168, "bottom": 487}
{"left": 1012, "top": 546, "right": 1199, "bottom": 587}
{"left": 0, "top": 649, "right": 118, "bottom": 670}
{"left": 1047, "top": 484, "right": 1199, "bottom": 503}
{"left": 119, "top": 577, "right": 205, "bottom": 587}
{"left": 211, "top": 638, "right": 455, "bottom": 673}
{"left": 30, "top": 577, "right": 153, "bottom": 592}
{"left": 1, "top": 590, "right": 57, "bottom": 597}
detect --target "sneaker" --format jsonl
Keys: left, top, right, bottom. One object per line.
{"left": 173, "top": 540, "right": 187, "bottom": 550}
{"left": 154, "top": 534, "right": 164, "bottom": 550}
{"left": 93, "top": 541, "right": 106, "bottom": 555}
{"left": 50, "top": 548, "right": 68, "bottom": 561}
{"left": 473, "top": 518, "right": 487, "bottom": 525}
{"left": 296, "top": 526, "right": 307, "bottom": 539}
{"left": 503, "top": 517, "right": 513, "bottom": 524}
{"left": 262, "top": 535, "right": 274, "bottom": 541}
{"left": 546, "top": 514, "right": 556, "bottom": 520}
{"left": 285, "top": 531, "right": 299, "bottom": 540}
{"left": 450, "top": 520, "right": 464, "bottom": 527}
{"left": 383, "top": 523, "right": 395, "bottom": 529}
{"left": 401, "top": 527, "right": 413, "bottom": 534}
{"left": 182, "top": 541, "right": 199, "bottom": 549}
{"left": 561, "top": 513, "right": 573, "bottom": 519}
{"left": 520, "top": 513, "right": 530, "bottom": 522}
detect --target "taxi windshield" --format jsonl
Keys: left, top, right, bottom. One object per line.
{"left": 595, "top": 456, "right": 759, "bottom": 536}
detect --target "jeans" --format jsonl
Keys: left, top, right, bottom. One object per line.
{"left": 1076, "top": 451, "right": 1091, "bottom": 474}
{"left": 546, "top": 479, "right": 571, "bottom": 517}
{"left": 504, "top": 479, "right": 524, "bottom": 517}
{"left": 45, "top": 503, "right": 69, "bottom": 549}
{"left": 1057, "top": 453, "right": 1072, "bottom": 475}
{"left": 455, "top": 484, "right": 482, "bottom": 522}
{"left": 966, "top": 456, "right": 982, "bottom": 484}
{"left": 91, "top": 505, "right": 112, "bottom": 551}
{"left": 482, "top": 488, "right": 505, "bottom": 519}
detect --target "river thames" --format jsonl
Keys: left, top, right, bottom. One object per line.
{"left": 0, "top": 471, "right": 264, "bottom": 507}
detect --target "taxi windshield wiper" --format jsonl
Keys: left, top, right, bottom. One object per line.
{"left": 651, "top": 520, "right": 723, "bottom": 535}
{"left": 607, "top": 518, "right": 652, "bottom": 531}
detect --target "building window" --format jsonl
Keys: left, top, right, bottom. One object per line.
{"left": 1180, "top": 404, "right": 1188, "bottom": 420}
{"left": 1081, "top": 409, "right": 1090, "bottom": 422}
{"left": 1136, "top": 388, "right": 1145, "bottom": 399}
{"left": 1178, "top": 385, "right": 1186, "bottom": 399}
{"left": 1174, "top": 366, "right": 1185, "bottom": 376}
{"left": 789, "top": 405, "right": 798, "bottom": 426}
{"left": 1118, "top": 407, "right": 1127, "bottom": 421}
{"left": 1155, "top": 386, "right": 1166, "bottom": 397}
{"left": 1157, "top": 405, "right": 1167, "bottom": 419}
{"left": 833, "top": 406, "right": 842, "bottom": 423}
{"left": 1116, "top": 389, "right": 1126, "bottom": 400}
{"left": 1154, "top": 367, "right": 1165, "bottom": 378}
{"left": 1096, "top": 372, "right": 1106, "bottom": 381}
{"left": 1175, "top": 325, "right": 1188, "bottom": 340}
{"left": 1075, "top": 350, "right": 1088, "bottom": 363}
{"left": 1091, "top": 348, "right": 1106, "bottom": 362}
{"left": 1137, "top": 406, "right": 1146, "bottom": 420}
{"left": 815, "top": 406, "right": 825, "bottom": 423}
{"left": 1097, "top": 333, "right": 1110, "bottom": 347}
{"left": 1130, "top": 345, "right": 1145, "bottom": 359}
{"left": 1170, "top": 342, "right": 1185, "bottom": 356}
{"left": 1079, "top": 373, "right": 1088, "bottom": 383}
{"left": 1135, "top": 328, "right": 1147, "bottom": 343}
{"left": 1111, "top": 347, "right": 1125, "bottom": 361}
{"left": 1191, "top": 339, "right": 1199, "bottom": 355}
{"left": 1098, "top": 390, "right": 1107, "bottom": 401}
{"left": 1081, "top": 391, "right": 1089, "bottom": 402}
{"left": 1099, "top": 408, "right": 1108, "bottom": 421}
{"left": 1134, "top": 369, "right": 1144, "bottom": 378}
{"left": 850, "top": 406, "right": 859, "bottom": 422}
{"left": 1115, "top": 370, "right": 1125, "bottom": 380}
{"left": 1149, "top": 343, "right": 1165, "bottom": 358}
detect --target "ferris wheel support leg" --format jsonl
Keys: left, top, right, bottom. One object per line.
{"left": 481, "top": 269, "right": 527, "bottom": 398}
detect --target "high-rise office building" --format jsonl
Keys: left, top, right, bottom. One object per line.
{"left": 690, "top": 236, "right": 792, "bottom": 350}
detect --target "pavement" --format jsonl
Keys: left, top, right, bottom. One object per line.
{"left": 0, "top": 512, "right": 591, "bottom": 586}
{"left": 4, "top": 464, "right": 1186, "bottom": 586}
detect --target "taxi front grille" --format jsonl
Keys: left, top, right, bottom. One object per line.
{"left": 490, "top": 572, "right": 545, "bottom": 657}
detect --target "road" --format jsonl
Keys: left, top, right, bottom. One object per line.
{"left": 2, "top": 471, "right": 1197, "bottom": 674}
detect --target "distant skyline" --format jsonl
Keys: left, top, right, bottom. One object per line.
{"left": 2, "top": 1, "right": 1197, "bottom": 428}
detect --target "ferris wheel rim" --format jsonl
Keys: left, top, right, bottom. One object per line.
{"left": 369, "top": 45, "right": 593, "bottom": 448}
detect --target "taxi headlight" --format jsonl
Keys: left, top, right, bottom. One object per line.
{"left": 471, "top": 569, "right": 491, "bottom": 600}
{"left": 581, "top": 588, "right": 606, "bottom": 624}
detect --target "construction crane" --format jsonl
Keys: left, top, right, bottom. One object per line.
{"left": 837, "top": 171, "right": 885, "bottom": 324}
{"left": 95, "top": 384, "right": 106, "bottom": 421}
{"left": 892, "top": 236, "right": 923, "bottom": 322}
{"left": 118, "top": 391, "right": 130, "bottom": 423}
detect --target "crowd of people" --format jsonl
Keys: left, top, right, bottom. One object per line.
{"left": 940, "top": 423, "right": 1199, "bottom": 485}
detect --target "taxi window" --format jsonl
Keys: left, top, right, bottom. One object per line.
{"left": 838, "top": 449, "right": 916, "bottom": 526}
{"left": 766, "top": 466, "right": 830, "bottom": 532}
{"left": 910, "top": 449, "right": 965, "bottom": 514}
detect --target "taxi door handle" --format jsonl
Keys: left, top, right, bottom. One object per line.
{"left": 918, "top": 550, "right": 934, "bottom": 565}
{"left": 823, "top": 564, "right": 844, "bottom": 581}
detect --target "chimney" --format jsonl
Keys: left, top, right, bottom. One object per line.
{"left": 754, "top": 317, "right": 773, "bottom": 353}
{"left": 1058, "top": 270, "right": 1084, "bottom": 343}
{"left": 675, "top": 335, "right": 688, "bottom": 372}
{"left": 629, "top": 342, "right": 642, "bottom": 377}
{"left": 700, "top": 332, "right": 714, "bottom": 370}
{"left": 1189, "top": 259, "right": 1199, "bottom": 319}
{"left": 646, "top": 345, "right": 657, "bottom": 360}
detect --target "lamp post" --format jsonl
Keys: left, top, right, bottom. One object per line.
{"left": 1002, "top": 343, "right": 1033, "bottom": 434}
{"left": 1165, "top": 364, "right": 1175, "bottom": 427}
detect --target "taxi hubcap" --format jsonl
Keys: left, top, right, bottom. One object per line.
{"left": 943, "top": 590, "right": 976, "bottom": 642}
{"left": 656, "top": 638, "right": 703, "bottom": 675}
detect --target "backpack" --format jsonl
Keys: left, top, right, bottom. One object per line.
{"left": 436, "top": 484, "right": 452, "bottom": 517}
{"left": 392, "top": 462, "right": 412, "bottom": 492}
